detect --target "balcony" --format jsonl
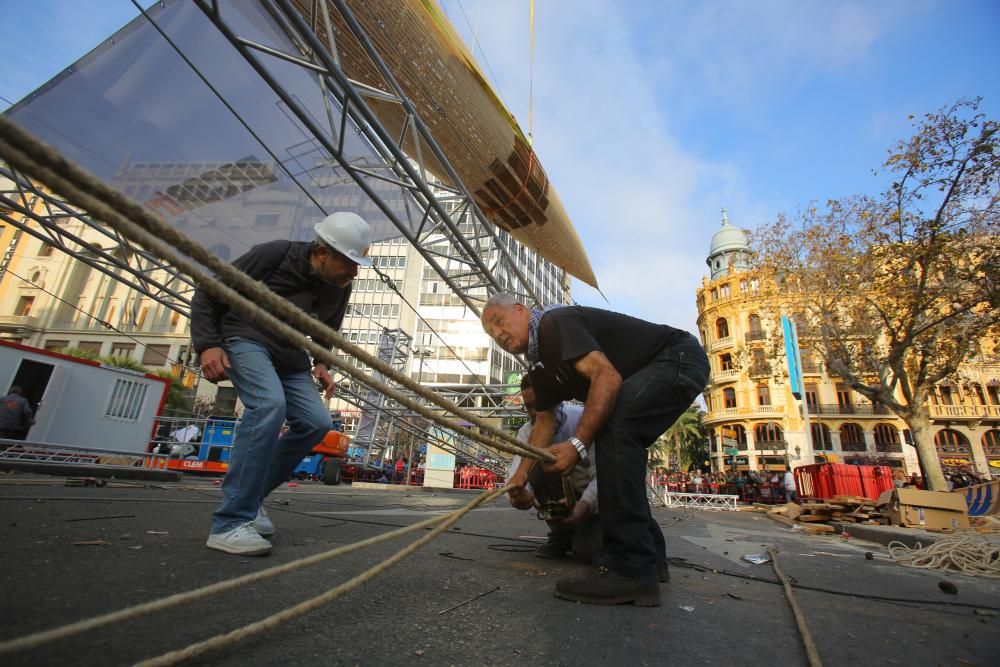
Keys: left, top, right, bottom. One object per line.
{"left": 928, "top": 404, "right": 988, "bottom": 420}
{"left": 745, "top": 330, "right": 766, "bottom": 343}
{"left": 807, "top": 403, "right": 894, "bottom": 417}
{"left": 712, "top": 369, "right": 739, "bottom": 383}
{"left": 710, "top": 336, "right": 734, "bottom": 351}
{"left": 0, "top": 315, "right": 40, "bottom": 334}
{"left": 704, "top": 405, "right": 788, "bottom": 423}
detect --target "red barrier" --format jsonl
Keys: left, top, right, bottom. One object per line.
{"left": 794, "top": 463, "right": 894, "bottom": 501}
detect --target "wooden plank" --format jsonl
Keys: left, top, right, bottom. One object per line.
{"left": 767, "top": 510, "right": 797, "bottom": 527}
{"left": 801, "top": 524, "right": 836, "bottom": 535}
{"left": 798, "top": 514, "right": 832, "bottom": 523}
{"left": 784, "top": 503, "right": 804, "bottom": 520}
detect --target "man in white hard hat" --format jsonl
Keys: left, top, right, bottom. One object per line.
{"left": 192, "top": 212, "right": 372, "bottom": 556}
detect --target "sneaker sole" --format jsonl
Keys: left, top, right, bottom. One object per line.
{"left": 554, "top": 589, "right": 660, "bottom": 607}
{"left": 205, "top": 539, "right": 271, "bottom": 556}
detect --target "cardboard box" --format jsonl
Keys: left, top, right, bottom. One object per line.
{"left": 875, "top": 488, "right": 970, "bottom": 530}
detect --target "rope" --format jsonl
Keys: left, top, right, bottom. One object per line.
{"left": 887, "top": 534, "right": 1000, "bottom": 578}
{"left": 528, "top": 0, "right": 535, "bottom": 145}
{"left": 0, "top": 485, "right": 507, "bottom": 658}
{"left": 136, "top": 485, "right": 508, "bottom": 666}
{"left": 0, "top": 115, "right": 553, "bottom": 466}
{"left": 768, "top": 546, "right": 823, "bottom": 667}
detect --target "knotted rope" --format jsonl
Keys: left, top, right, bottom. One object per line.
{"left": 0, "top": 114, "right": 553, "bottom": 466}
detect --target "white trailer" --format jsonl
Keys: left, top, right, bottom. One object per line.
{"left": 0, "top": 340, "right": 170, "bottom": 454}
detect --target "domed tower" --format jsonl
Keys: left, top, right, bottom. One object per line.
{"left": 706, "top": 209, "right": 751, "bottom": 279}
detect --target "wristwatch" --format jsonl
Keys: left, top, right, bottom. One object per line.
{"left": 569, "top": 436, "right": 588, "bottom": 461}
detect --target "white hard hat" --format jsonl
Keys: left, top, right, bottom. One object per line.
{"left": 314, "top": 212, "right": 372, "bottom": 266}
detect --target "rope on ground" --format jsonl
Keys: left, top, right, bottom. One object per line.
{"left": 0, "top": 485, "right": 507, "bottom": 658}
{"left": 767, "top": 546, "right": 823, "bottom": 667}
{"left": 887, "top": 535, "right": 1000, "bottom": 578}
{"left": 136, "top": 485, "right": 509, "bottom": 666}
{"left": 0, "top": 115, "right": 552, "bottom": 465}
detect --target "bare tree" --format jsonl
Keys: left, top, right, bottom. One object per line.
{"left": 752, "top": 99, "right": 999, "bottom": 491}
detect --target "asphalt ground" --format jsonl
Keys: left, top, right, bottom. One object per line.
{"left": 1, "top": 474, "right": 998, "bottom": 666}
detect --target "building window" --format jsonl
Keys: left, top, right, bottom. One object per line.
{"left": 984, "top": 430, "right": 1000, "bottom": 456}
{"left": 757, "top": 384, "right": 771, "bottom": 406}
{"left": 254, "top": 212, "right": 280, "bottom": 227}
{"left": 755, "top": 422, "right": 784, "bottom": 447}
{"left": 938, "top": 384, "right": 955, "bottom": 406}
{"left": 104, "top": 378, "right": 148, "bottom": 422}
{"left": 934, "top": 429, "right": 971, "bottom": 454}
{"left": 715, "top": 317, "right": 729, "bottom": 339}
{"left": 77, "top": 341, "right": 102, "bottom": 355}
{"left": 142, "top": 344, "right": 172, "bottom": 366}
{"left": 720, "top": 353, "right": 734, "bottom": 372}
{"left": 723, "top": 388, "right": 737, "bottom": 409}
{"left": 44, "top": 339, "right": 69, "bottom": 352}
{"left": 110, "top": 342, "right": 136, "bottom": 359}
{"left": 805, "top": 384, "right": 818, "bottom": 413}
{"left": 874, "top": 424, "right": 901, "bottom": 452}
{"left": 987, "top": 383, "right": 1000, "bottom": 405}
{"left": 839, "top": 423, "right": 866, "bottom": 451}
{"left": 836, "top": 384, "right": 854, "bottom": 413}
{"left": 748, "top": 313, "right": 762, "bottom": 334}
{"left": 38, "top": 242, "right": 54, "bottom": 257}
{"left": 15, "top": 296, "right": 35, "bottom": 316}
{"left": 719, "top": 283, "right": 731, "bottom": 299}
{"left": 811, "top": 423, "right": 833, "bottom": 451}
{"left": 30, "top": 271, "right": 41, "bottom": 284}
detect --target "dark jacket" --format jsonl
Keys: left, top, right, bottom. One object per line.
{"left": 190, "top": 240, "right": 350, "bottom": 372}
{"left": 0, "top": 393, "right": 33, "bottom": 430}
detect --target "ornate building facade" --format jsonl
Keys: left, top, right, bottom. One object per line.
{"left": 696, "top": 211, "right": 1000, "bottom": 478}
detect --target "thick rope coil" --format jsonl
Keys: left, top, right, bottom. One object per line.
{"left": 0, "top": 114, "right": 553, "bottom": 465}
{"left": 887, "top": 534, "right": 1000, "bottom": 578}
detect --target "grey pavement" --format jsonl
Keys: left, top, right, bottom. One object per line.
{"left": 1, "top": 474, "right": 998, "bottom": 666}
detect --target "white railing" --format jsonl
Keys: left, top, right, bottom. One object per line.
{"left": 654, "top": 489, "right": 740, "bottom": 511}
{"left": 711, "top": 336, "right": 734, "bottom": 351}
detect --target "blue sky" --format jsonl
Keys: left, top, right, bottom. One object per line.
{"left": 2, "top": 0, "right": 999, "bottom": 333}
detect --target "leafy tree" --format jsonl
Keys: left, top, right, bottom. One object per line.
{"left": 752, "top": 99, "right": 999, "bottom": 491}
{"left": 100, "top": 354, "right": 148, "bottom": 373}
{"left": 651, "top": 407, "right": 707, "bottom": 471}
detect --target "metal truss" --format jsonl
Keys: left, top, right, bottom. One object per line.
{"left": 0, "top": 166, "right": 195, "bottom": 319}
{"left": 185, "top": 0, "right": 542, "bottom": 312}
{"left": 0, "top": 0, "right": 540, "bottom": 475}
{"left": 654, "top": 489, "right": 741, "bottom": 511}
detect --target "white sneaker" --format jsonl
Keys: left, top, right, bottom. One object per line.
{"left": 253, "top": 506, "right": 275, "bottom": 537}
{"left": 206, "top": 523, "right": 272, "bottom": 556}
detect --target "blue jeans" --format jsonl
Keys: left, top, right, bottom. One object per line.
{"left": 595, "top": 335, "right": 710, "bottom": 582}
{"left": 211, "top": 338, "right": 331, "bottom": 534}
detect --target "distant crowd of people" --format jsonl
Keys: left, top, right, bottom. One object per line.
{"left": 650, "top": 468, "right": 797, "bottom": 503}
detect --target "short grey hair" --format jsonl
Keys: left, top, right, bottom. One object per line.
{"left": 483, "top": 293, "right": 523, "bottom": 311}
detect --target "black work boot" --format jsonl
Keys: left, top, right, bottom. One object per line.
{"left": 554, "top": 567, "right": 661, "bottom": 607}
{"left": 535, "top": 522, "right": 573, "bottom": 560}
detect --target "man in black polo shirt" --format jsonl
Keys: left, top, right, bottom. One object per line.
{"left": 482, "top": 294, "right": 708, "bottom": 606}
{"left": 192, "top": 212, "right": 372, "bottom": 556}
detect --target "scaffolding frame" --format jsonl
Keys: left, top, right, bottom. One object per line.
{"left": 0, "top": 0, "right": 555, "bottom": 474}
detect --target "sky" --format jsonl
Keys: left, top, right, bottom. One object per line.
{"left": 1, "top": 0, "right": 999, "bottom": 334}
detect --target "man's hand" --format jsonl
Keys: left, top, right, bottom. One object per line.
{"left": 556, "top": 499, "right": 591, "bottom": 526}
{"left": 508, "top": 486, "right": 536, "bottom": 510}
{"left": 313, "top": 363, "right": 335, "bottom": 399}
{"left": 200, "top": 347, "right": 230, "bottom": 382}
{"left": 542, "top": 441, "right": 579, "bottom": 476}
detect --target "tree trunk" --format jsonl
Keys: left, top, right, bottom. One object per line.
{"left": 904, "top": 409, "right": 948, "bottom": 491}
